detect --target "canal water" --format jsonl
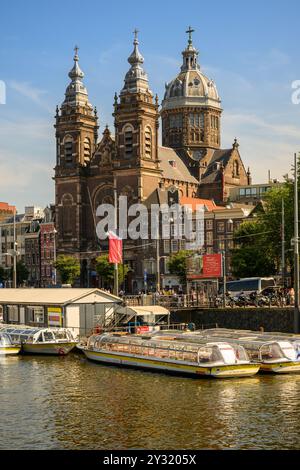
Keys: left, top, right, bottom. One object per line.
{"left": 1, "top": 352, "right": 300, "bottom": 450}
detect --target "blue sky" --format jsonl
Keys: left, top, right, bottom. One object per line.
{"left": 0, "top": 0, "right": 300, "bottom": 211}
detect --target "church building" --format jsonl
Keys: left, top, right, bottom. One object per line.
{"left": 54, "top": 29, "right": 251, "bottom": 290}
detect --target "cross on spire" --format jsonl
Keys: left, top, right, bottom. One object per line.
{"left": 186, "top": 26, "right": 195, "bottom": 45}
{"left": 74, "top": 45, "right": 79, "bottom": 60}
{"left": 133, "top": 28, "right": 139, "bottom": 44}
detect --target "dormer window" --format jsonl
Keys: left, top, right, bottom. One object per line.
{"left": 169, "top": 160, "right": 177, "bottom": 168}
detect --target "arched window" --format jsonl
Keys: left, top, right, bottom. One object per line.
{"left": 145, "top": 127, "right": 152, "bottom": 158}
{"left": 83, "top": 138, "right": 91, "bottom": 164}
{"left": 64, "top": 136, "right": 73, "bottom": 166}
{"left": 123, "top": 125, "right": 133, "bottom": 159}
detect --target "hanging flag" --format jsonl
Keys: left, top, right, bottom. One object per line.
{"left": 108, "top": 231, "right": 123, "bottom": 264}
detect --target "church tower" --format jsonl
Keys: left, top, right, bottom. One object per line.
{"left": 161, "top": 28, "right": 222, "bottom": 165}
{"left": 54, "top": 47, "right": 98, "bottom": 260}
{"left": 113, "top": 31, "right": 162, "bottom": 202}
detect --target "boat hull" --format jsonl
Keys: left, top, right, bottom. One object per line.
{"left": 21, "top": 342, "right": 77, "bottom": 356}
{"left": 260, "top": 361, "right": 300, "bottom": 374}
{"left": 82, "top": 349, "right": 260, "bottom": 378}
{"left": 0, "top": 346, "right": 21, "bottom": 356}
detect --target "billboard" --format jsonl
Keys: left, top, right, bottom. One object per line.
{"left": 187, "top": 254, "right": 223, "bottom": 280}
{"left": 48, "top": 307, "right": 63, "bottom": 327}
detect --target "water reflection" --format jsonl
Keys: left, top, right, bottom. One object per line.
{"left": 1, "top": 354, "right": 300, "bottom": 449}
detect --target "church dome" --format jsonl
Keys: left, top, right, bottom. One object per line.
{"left": 161, "top": 29, "right": 221, "bottom": 111}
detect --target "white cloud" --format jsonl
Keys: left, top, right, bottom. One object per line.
{"left": 9, "top": 81, "right": 52, "bottom": 112}
{"left": 222, "top": 110, "right": 299, "bottom": 183}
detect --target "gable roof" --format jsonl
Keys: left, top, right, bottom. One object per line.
{"left": 180, "top": 197, "right": 222, "bottom": 212}
{"left": 0, "top": 288, "right": 121, "bottom": 305}
{"left": 158, "top": 147, "right": 198, "bottom": 185}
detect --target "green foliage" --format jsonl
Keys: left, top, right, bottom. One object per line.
{"left": 0, "top": 266, "right": 8, "bottom": 283}
{"left": 16, "top": 261, "right": 29, "bottom": 285}
{"left": 95, "top": 255, "right": 129, "bottom": 288}
{"left": 231, "top": 161, "right": 300, "bottom": 279}
{"left": 54, "top": 255, "right": 80, "bottom": 285}
{"left": 231, "top": 221, "right": 276, "bottom": 278}
{"left": 167, "top": 250, "right": 191, "bottom": 285}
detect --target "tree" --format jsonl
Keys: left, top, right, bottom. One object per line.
{"left": 231, "top": 221, "right": 276, "bottom": 278}
{"left": 95, "top": 255, "right": 129, "bottom": 290}
{"left": 54, "top": 255, "right": 80, "bottom": 285}
{"left": 167, "top": 250, "right": 191, "bottom": 287}
{"left": 16, "top": 261, "right": 29, "bottom": 285}
{"left": 0, "top": 266, "right": 8, "bottom": 284}
{"left": 230, "top": 162, "right": 299, "bottom": 280}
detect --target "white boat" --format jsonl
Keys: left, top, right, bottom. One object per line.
{"left": 1, "top": 327, "right": 78, "bottom": 355}
{"left": 184, "top": 329, "right": 300, "bottom": 374}
{"left": 79, "top": 333, "right": 260, "bottom": 379}
{"left": 0, "top": 333, "right": 21, "bottom": 355}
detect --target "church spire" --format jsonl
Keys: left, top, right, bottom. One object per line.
{"left": 62, "top": 46, "right": 93, "bottom": 111}
{"left": 120, "top": 30, "right": 152, "bottom": 96}
{"left": 68, "top": 45, "right": 84, "bottom": 81}
{"left": 181, "top": 26, "right": 200, "bottom": 72}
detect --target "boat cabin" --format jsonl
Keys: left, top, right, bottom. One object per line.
{"left": 0, "top": 326, "right": 76, "bottom": 345}
{"left": 87, "top": 334, "right": 249, "bottom": 366}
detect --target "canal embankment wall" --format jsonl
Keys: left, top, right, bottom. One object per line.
{"left": 170, "top": 307, "right": 296, "bottom": 333}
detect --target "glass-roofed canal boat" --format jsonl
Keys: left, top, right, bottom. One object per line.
{"left": 169, "top": 329, "right": 300, "bottom": 374}
{"left": 78, "top": 333, "right": 261, "bottom": 378}
{"left": 0, "top": 326, "right": 78, "bottom": 355}
{"left": 0, "top": 332, "right": 21, "bottom": 355}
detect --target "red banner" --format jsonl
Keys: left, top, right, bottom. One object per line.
{"left": 108, "top": 232, "right": 123, "bottom": 264}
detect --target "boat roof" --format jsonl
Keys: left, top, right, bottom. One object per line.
{"left": 0, "top": 288, "right": 121, "bottom": 306}
{"left": 0, "top": 326, "right": 71, "bottom": 335}
{"left": 92, "top": 333, "right": 238, "bottom": 351}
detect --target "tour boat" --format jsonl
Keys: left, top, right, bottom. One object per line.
{"left": 0, "top": 332, "right": 21, "bottom": 355}
{"left": 1, "top": 327, "right": 78, "bottom": 355}
{"left": 79, "top": 333, "right": 260, "bottom": 378}
{"left": 187, "top": 329, "right": 300, "bottom": 374}
{"left": 206, "top": 328, "right": 300, "bottom": 362}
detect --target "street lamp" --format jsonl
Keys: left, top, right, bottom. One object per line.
{"left": 222, "top": 219, "right": 233, "bottom": 308}
{"left": 293, "top": 152, "right": 300, "bottom": 333}
{"left": 52, "top": 228, "right": 57, "bottom": 286}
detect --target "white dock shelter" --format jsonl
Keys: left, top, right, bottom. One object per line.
{"left": 115, "top": 305, "right": 171, "bottom": 331}
{"left": 0, "top": 289, "right": 122, "bottom": 337}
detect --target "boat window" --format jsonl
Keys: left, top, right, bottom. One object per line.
{"left": 54, "top": 330, "right": 68, "bottom": 340}
{"left": 218, "top": 345, "right": 236, "bottom": 364}
{"left": 260, "top": 343, "right": 284, "bottom": 361}
{"left": 198, "top": 347, "right": 215, "bottom": 364}
{"left": 279, "top": 342, "right": 296, "bottom": 361}
{"left": 20, "top": 334, "right": 29, "bottom": 342}
{"left": 0, "top": 334, "right": 11, "bottom": 346}
{"left": 37, "top": 333, "right": 44, "bottom": 343}
{"left": 233, "top": 345, "right": 248, "bottom": 362}
{"left": 43, "top": 331, "right": 55, "bottom": 342}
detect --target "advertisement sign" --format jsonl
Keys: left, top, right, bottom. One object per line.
{"left": 136, "top": 326, "right": 150, "bottom": 334}
{"left": 48, "top": 307, "right": 63, "bottom": 327}
{"left": 187, "top": 254, "right": 222, "bottom": 280}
